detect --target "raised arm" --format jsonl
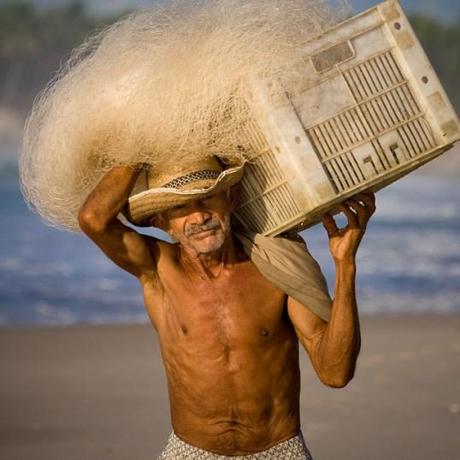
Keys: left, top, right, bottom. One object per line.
{"left": 287, "top": 192, "right": 376, "bottom": 388}
{"left": 78, "top": 165, "right": 158, "bottom": 281}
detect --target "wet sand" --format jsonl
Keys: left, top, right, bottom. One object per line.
{"left": 1, "top": 314, "right": 459, "bottom": 460}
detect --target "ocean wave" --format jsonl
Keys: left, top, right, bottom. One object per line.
{"left": 1, "top": 168, "right": 459, "bottom": 327}
{"left": 34, "top": 302, "right": 80, "bottom": 326}
{"left": 374, "top": 176, "right": 460, "bottom": 223}
{"left": 358, "top": 290, "right": 460, "bottom": 314}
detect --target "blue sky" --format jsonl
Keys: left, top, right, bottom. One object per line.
{"left": 10, "top": 0, "right": 460, "bottom": 23}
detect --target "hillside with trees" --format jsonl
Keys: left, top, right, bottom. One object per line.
{"left": 0, "top": 2, "right": 114, "bottom": 113}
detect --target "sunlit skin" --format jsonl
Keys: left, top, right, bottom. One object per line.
{"left": 78, "top": 166, "right": 376, "bottom": 455}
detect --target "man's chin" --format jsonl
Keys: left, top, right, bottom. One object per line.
{"left": 189, "top": 231, "right": 226, "bottom": 254}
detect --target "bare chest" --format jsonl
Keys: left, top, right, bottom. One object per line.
{"left": 144, "top": 261, "right": 290, "bottom": 350}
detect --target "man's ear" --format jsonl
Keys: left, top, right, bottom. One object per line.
{"left": 229, "top": 183, "right": 241, "bottom": 211}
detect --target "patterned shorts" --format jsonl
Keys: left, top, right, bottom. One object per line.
{"left": 157, "top": 431, "right": 313, "bottom": 459}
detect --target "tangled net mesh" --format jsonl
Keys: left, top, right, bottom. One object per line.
{"left": 20, "top": 0, "right": 349, "bottom": 231}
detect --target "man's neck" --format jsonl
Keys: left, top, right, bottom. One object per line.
{"left": 178, "top": 234, "right": 244, "bottom": 280}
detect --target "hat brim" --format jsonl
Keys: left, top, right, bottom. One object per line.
{"left": 122, "top": 164, "right": 245, "bottom": 226}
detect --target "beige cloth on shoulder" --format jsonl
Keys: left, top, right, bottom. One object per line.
{"left": 235, "top": 231, "right": 332, "bottom": 322}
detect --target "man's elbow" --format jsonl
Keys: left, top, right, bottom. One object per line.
{"left": 320, "top": 373, "right": 354, "bottom": 388}
{"left": 318, "top": 365, "right": 357, "bottom": 388}
{"left": 78, "top": 207, "right": 108, "bottom": 235}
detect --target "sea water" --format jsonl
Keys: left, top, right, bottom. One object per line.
{"left": 0, "top": 164, "right": 459, "bottom": 327}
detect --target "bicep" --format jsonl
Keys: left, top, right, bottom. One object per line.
{"left": 84, "top": 218, "right": 158, "bottom": 279}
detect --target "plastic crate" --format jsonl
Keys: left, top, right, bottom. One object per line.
{"left": 234, "top": 0, "right": 459, "bottom": 236}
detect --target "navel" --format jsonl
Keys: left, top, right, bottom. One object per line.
{"left": 181, "top": 324, "right": 188, "bottom": 335}
{"left": 260, "top": 329, "right": 269, "bottom": 337}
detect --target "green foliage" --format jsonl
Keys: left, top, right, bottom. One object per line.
{"left": 0, "top": 1, "right": 114, "bottom": 110}
{"left": 0, "top": 2, "right": 40, "bottom": 55}
{"left": 410, "top": 14, "right": 460, "bottom": 110}
{"left": 0, "top": 1, "right": 101, "bottom": 55}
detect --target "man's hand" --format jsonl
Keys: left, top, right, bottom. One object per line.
{"left": 322, "top": 192, "right": 376, "bottom": 263}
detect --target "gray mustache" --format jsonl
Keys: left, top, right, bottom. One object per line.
{"left": 185, "top": 219, "right": 221, "bottom": 237}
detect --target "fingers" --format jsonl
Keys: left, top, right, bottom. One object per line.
{"left": 322, "top": 191, "right": 376, "bottom": 236}
{"left": 323, "top": 204, "right": 360, "bottom": 235}
{"left": 322, "top": 212, "right": 339, "bottom": 238}
{"left": 339, "top": 202, "right": 360, "bottom": 228}
{"left": 343, "top": 199, "right": 368, "bottom": 228}
{"left": 354, "top": 192, "right": 376, "bottom": 215}
{"left": 342, "top": 192, "right": 376, "bottom": 228}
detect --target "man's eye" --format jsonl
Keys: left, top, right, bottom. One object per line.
{"left": 203, "top": 193, "right": 219, "bottom": 203}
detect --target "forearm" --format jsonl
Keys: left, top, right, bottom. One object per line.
{"left": 316, "top": 259, "right": 360, "bottom": 387}
{"left": 79, "top": 165, "right": 142, "bottom": 231}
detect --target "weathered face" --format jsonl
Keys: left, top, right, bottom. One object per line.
{"left": 158, "top": 190, "right": 235, "bottom": 256}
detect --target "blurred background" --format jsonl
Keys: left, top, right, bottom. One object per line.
{"left": 0, "top": 0, "right": 459, "bottom": 326}
{"left": 0, "top": 3, "right": 459, "bottom": 460}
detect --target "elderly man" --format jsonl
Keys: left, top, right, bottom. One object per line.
{"left": 78, "top": 157, "right": 375, "bottom": 459}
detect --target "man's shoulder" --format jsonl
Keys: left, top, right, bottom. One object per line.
{"left": 152, "top": 238, "right": 178, "bottom": 257}
{"left": 138, "top": 238, "right": 178, "bottom": 286}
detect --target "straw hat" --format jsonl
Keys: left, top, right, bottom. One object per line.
{"left": 122, "top": 157, "right": 245, "bottom": 226}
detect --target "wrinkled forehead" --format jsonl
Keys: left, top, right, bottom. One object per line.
{"left": 148, "top": 185, "right": 240, "bottom": 230}
{"left": 164, "top": 189, "right": 232, "bottom": 215}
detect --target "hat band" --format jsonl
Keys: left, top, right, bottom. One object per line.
{"left": 161, "top": 169, "right": 221, "bottom": 189}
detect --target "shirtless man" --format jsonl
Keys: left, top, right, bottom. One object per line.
{"left": 78, "top": 161, "right": 376, "bottom": 458}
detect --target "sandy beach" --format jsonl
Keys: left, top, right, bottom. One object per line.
{"left": 1, "top": 314, "right": 459, "bottom": 460}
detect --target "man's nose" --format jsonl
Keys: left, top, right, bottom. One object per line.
{"left": 187, "top": 204, "right": 211, "bottom": 224}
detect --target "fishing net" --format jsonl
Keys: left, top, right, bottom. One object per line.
{"left": 20, "top": 0, "right": 348, "bottom": 231}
